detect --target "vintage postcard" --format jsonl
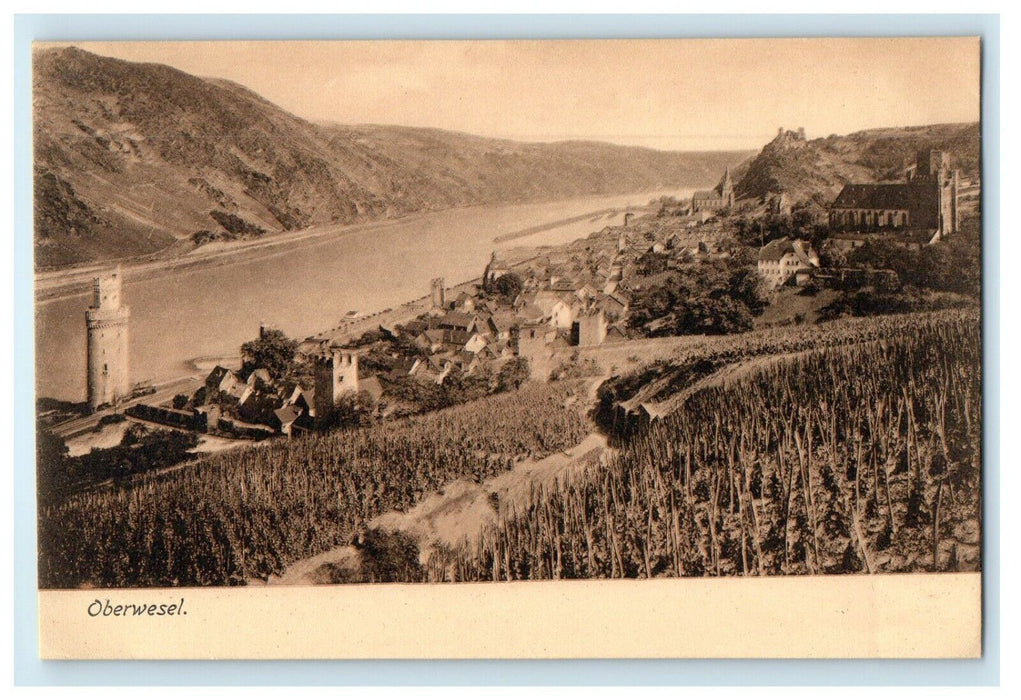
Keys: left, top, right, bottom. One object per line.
{"left": 32, "top": 37, "right": 983, "bottom": 659}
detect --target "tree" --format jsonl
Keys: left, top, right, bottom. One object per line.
{"left": 636, "top": 251, "right": 668, "bottom": 276}
{"left": 496, "top": 357, "right": 530, "bottom": 392}
{"left": 818, "top": 239, "right": 848, "bottom": 269}
{"left": 240, "top": 328, "right": 298, "bottom": 380}
{"left": 492, "top": 273, "right": 523, "bottom": 301}
{"left": 320, "top": 390, "right": 377, "bottom": 430}
{"left": 627, "top": 259, "right": 760, "bottom": 337}
{"left": 728, "top": 266, "right": 770, "bottom": 315}
{"left": 36, "top": 420, "right": 68, "bottom": 502}
{"left": 172, "top": 394, "right": 189, "bottom": 410}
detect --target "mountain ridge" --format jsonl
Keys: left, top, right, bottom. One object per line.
{"left": 734, "top": 123, "right": 980, "bottom": 207}
{"left": 33, "top": 46, "right": 751, "bottom": 270}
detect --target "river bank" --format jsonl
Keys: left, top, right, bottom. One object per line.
{"left": 33, "top": 195, "right": 646, "bottom": 305}
{"left": 36, "top": 190, "right": 684, "bottom": 402}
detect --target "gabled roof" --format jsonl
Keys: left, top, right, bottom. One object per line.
{"left": 517, "top": 303, "right": 546, "bottom": 322}
{"left": 758, "top": 238, "right": 818, "bottom": 266}
{"left": 438, "top": 311, "right": 475, "bottom": 329}
{"left": 273, "top": 405, "right": 300, "bottom": 427}
{"left": 423, "top": 328, "right": 446, "bottom": 344}
{"left": 247, "top": 368, "right": 272, "bottom": 386}
{"left": 205, "top": 365, "right": 232, "bottom": 385}
{"left": 489, "top": 311, "right": 518, "bottom": 332}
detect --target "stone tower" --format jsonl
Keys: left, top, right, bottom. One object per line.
{"left": 431, "top": 277, "right": 446, "bottom": 309}
{"left": 86, "top": 267, "right": 130, "bottom": 410}
{"left": 313, "top": 349, "right": 359, "bottom": 421}
{"left": 911, "top": 150, "right": 959, "bottom": 236}
{"left": 573, "top": 309, "right": 607, "bottom": 347}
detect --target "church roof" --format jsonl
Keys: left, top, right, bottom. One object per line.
{"left": 831, "top": 183, "right": 936, "bottom": 211}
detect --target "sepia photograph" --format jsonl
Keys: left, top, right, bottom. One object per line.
{"left": 29, "top": 35, "right": 985, "bottom": 659}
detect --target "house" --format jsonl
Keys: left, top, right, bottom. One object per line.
{"left": 204, "top": 365, "right": 241, "bottom": 398}
{"left": 271, "top": 405, "right": 301, "bottom": 438}
{"left": 450, "top": 292, "right": 476, "bottom": 313}
{"left": 296, "top": 337, "right": 330, "bottom": 361}
{"left": 605, "top": 324, "right": 628, "bottom": 342}
{"left": 533, "top": 291, "right": 575, "bottom": 329}
{"left": 246, "top": 368, "right": 272, "bottom": 388}
{"left": 463, "top": 333, "right": 488, "bottom": 354}
{"left": 598, "top": 292, "right": 629, "bottom": 321}
{"left": 238, "top": 391, "right": 280, "bottom": 426}
{"left": 438, "top": 311, "right": 478, "bottom": 333}
{"left": 487, "top": 311, "right": 518, "bottom": 342}
{"left": 550, "top": 278, "right": 578, "bottom": 293}
{"left": 411, "top": 327, "right": 445, "bottom": 352}
{"left": 483, "top": 252, "right": 512, "bottom": 285}
{"left": 827, "top": 228, "right": 941, "bottom": 253}
{"left": 757, "top": 238, "right": 821, "bottom": 288}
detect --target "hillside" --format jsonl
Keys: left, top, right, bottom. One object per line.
{"left": 734, "top": 123, "right": 981, "bottom": 206}
{"left": 33, "top": 47, "right": 751, "bottom": 270}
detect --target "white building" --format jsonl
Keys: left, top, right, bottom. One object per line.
{"left": 757, "top": 238, "right": 820, "bottom": 288}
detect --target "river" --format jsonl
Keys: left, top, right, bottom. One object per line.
{"left": 36, "top": 189, "right": 691, "bottom": 402}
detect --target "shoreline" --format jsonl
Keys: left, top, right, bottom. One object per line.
{"left": 33, "top": 191, "right": 665, "bottom": 305}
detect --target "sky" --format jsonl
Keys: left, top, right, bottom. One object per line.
{"left": 46, "top": 38, "right": 981, "bottom": 152}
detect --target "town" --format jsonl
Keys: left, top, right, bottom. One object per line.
{"left": 55, "top": 136, "right": 973, "bottom": 459}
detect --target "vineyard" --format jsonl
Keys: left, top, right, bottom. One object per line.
{"left": 599, "top": 309, "right": 980, "bottom": 429}
{"left": 439, "top": 312, "right": 982, "bottom": 581}
{"left": 38, "top": 381, "right": 591, "bottom": 588}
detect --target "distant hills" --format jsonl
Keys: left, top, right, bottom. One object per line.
{"left": 33, "top": 47, "right": 751, "bottom": 270}
{"left": 734, "top": 123, "right": 981, "bottom": 207}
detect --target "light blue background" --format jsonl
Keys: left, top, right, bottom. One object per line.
{"left": 13, "top": 13, "right": 1000, "bottom": 686}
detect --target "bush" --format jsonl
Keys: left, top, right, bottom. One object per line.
{"left": 354, "top": 529, "right": 425, "bottom": 583}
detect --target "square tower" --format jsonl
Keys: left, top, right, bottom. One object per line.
{"left": 314, "top": 349, "right": 359, "bottom": 422}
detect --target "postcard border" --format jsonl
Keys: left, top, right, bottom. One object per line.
{"left": 12, "top": 12, "right": 1001, "bottom": 686}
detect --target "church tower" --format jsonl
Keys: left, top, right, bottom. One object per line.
{"left": 718, "top": 167, "right": 734, "bottom": 207}
{"left": 86, "top": 267, "right": 130, "bottom": 410}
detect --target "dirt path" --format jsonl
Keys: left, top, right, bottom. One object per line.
{"left": 266, "top": 431, "right": 609, "bottom": 585}
{"left": 266, "top": 374, "right": 612, "bottom": 586}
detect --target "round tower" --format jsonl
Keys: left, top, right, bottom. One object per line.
{"left": 431, "top": 277, "right": 446, "bottom": 308}
{"left": 86, "top": 267, "right": 130, "bottom": 410}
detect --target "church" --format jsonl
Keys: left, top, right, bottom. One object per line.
{"left": 691, "top": 168, "right": 735, "bottom": 213}
{"left": 828, "top": 150, "right": 959, "bottom": 239}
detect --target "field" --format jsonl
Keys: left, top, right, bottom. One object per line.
{"left": 38, "top": 381, "right": 591, "bottom": 588}
{"left": 440, "top": 311, "right": 982, "bottom": 580}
